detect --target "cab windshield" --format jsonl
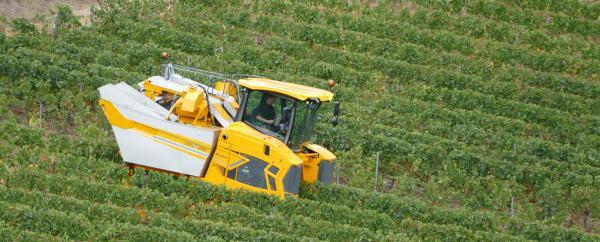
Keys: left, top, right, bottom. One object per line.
{"left": 242, "top": 90, "right": 320, "bottom": 149}
{"left": 242, "top": 91, "right": 293, "bottom": 141}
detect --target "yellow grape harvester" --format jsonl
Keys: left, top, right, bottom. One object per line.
{"left": 98, "top": 63, "right": 341, "bottom": 198}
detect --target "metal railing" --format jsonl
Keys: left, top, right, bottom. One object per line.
{"left": 161, "top": 63, "right": 272, "bottom": 126}
{"left": 163, "top": 63, "right": 248, "bottom": 102}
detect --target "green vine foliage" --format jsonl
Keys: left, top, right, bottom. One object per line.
{"left": 54, "top": 5, "right": 81, "bottom": 30}
{"left": 0, "top": 0, "right": 598, "bottom": 240}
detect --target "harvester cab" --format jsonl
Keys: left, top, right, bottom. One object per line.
{"left": 98, "top": 63, "right": 340, "bottom": 198}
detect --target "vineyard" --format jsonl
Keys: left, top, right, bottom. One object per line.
{"left": 0, "top": 0, "right": 599, "bottom": 240}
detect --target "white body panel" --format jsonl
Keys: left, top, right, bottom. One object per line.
{"left": 147, "top": 76, "right": 186, "bottom": 93}
{"left": 210, "top": 103, "right": 233, "bottom": 128}
{"left": 223, "top": 96, "right": 238, "bottom": 117}
{"left": 113, "top": 127, "right": 208, "bottom": 176}
{"left": 171, "top": 73, "right": 200, "bottom": 86}
{"left": 207, "top": 96, "right": 233, "bottom": 128}
{"left": 114, "top": 102, "right": 217, "bottom": 145}
{"left": 100, "top": 82, "right": 220, "bottom": 177}
{"left": 100, "top": 83, "right": 169, "bottom": 119}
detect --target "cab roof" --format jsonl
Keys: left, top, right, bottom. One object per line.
{"left": 238, "top": 78, "right": 334, "bottom": 102}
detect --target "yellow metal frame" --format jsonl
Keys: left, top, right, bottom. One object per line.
{"left": 143, "top": 79, "right": 184, "bottom": 101}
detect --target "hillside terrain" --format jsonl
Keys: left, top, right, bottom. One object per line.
{"left": 0, "top": 0, "right": 599, "bottom": 240}
{"left": 0, "top": 0, "right": 94, "bottom": 19}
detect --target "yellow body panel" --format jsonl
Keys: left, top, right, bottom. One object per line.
{"left": 201, "top": 140, "right": 229, "bottom": 185}
{"left": 181, "top": 87, "right": 203, "bottom": 112}
{"left": 221, "top": 122, "right": 303, "bottom": 197}
{"left": 168, "top": 87, "right": 210, "bottom": 125}
{"left": 211, "top": 103, "right": 233, "bottom": 122}
{"left": 239, "top": 78, "right": 334, "bottom": 102}
{"left": 296, "top": 143, "right": 337, "bottom": 183}
{"left": 304, "top": 143, "right": 336, "bottom": 160}
{"left": 144, "top": 80, "right": 213, "bottom": 127}
{"left": 214, "top": 81, "right": 237, "bottom": 99}
{"left": 143, "top": 79, "right": 184, "bottom": 100}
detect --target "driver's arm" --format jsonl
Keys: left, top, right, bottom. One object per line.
{"left": 256, "top": 114, "right": 274, "bottom": 124}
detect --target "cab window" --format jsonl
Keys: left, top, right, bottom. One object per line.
{"left": 242, "top": 91, "right": 293, "bottom": 141}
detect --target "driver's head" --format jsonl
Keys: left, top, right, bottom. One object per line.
{"left": 263, "top": 94, "right": 275, "bottom": 106}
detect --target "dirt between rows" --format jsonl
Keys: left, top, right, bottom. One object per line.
{"left": 0, "top": 0, "right": 95, "bottom": 19}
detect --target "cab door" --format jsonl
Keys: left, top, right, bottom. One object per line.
{"left": 221, "top": 125, "right": 283, "bottom": 197}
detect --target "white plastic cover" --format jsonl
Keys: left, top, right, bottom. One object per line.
{"left": 99, "top": 82, "right": 219, "bottom": 176}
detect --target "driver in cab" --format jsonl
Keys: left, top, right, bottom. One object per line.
{"left": 252, "top": 94, "right": 276, "bottom": 129}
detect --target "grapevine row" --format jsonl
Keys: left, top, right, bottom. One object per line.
{"left": 410, "top": 0, "right": 600, "bottom": 38}
{"left": 196, "top": 1, "right": 599, "bottom": 79}
{"left": 0, "top": 221, "right": 67, "bottom": 242}
{"left": 0, "top": 201, "right": 199, "bottom": 241}
{"left": 0, "top": 186, "right": 315, "bottom": 241}
{"left": 4, "top": 166, "right": 414, "bottom": 240}
{"left": 500, "top": 0, "right": 599, "bottom": 20}
{"left": 9, "top": 40, "right": 596, "bottom": 172}
{"left": 291, "top": 0, "right": 599, "bottom": 60}
{"left": 86, "top": 14, "right": 599, "bottom": 143}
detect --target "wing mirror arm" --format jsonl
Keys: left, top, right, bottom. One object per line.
{"left": 331, "top": 101, "right": 340, "bottom": 127}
